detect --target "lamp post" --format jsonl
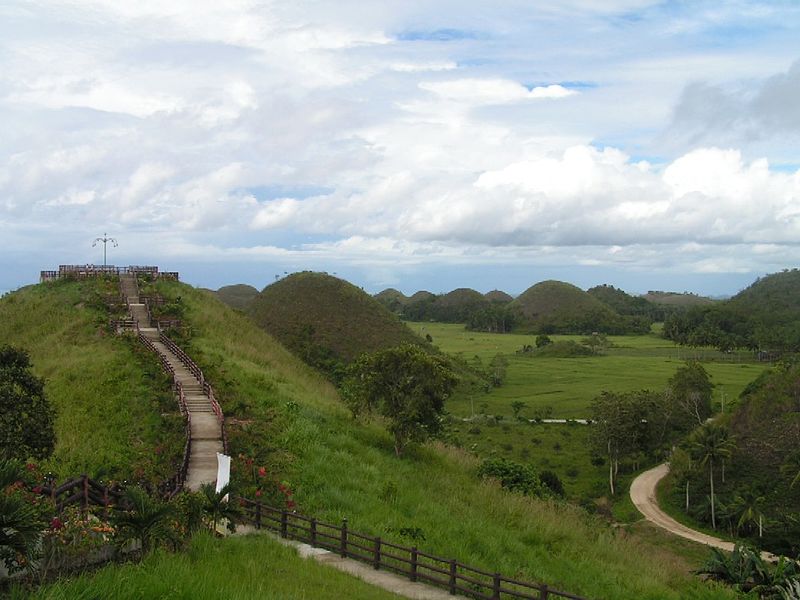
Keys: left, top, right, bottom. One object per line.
{"left": 92, "top": 233, "right": 118, "bottom": 267}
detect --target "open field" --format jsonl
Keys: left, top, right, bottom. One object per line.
{"left": 415, "top": 323, "right": 765, "bottom": 419}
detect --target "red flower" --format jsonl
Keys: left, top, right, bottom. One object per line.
{"left": 287, "top": 500, "right": 296, "bottom": 510}
{"left": 25, "top": 463, "right": 37, "bottom": 472}
{"left": 255, "top": 489, "right": 262, "bottom": 497}
{"left": 258, "top": 467, "right": 266, "bottom": 477}
{"left": 32, "top": 486, "right": 42, "bottom": 494}
{"left": 50, "top": 517, "right": 64, "bottom": 530}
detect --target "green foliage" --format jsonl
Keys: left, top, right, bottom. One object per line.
{"left": 539, "top": 469, "right": 565, "bottom": 497}
{"left": 535, "top": 334, "right": 552, "bottom": 348}
{"left": 343, "top": 344, "right": 458, "bottom": 455}
{"left": 112, "top": 486, "right": 176, "bottom": 556}
{"left": 199, "top": 482, "right": 240, "bottom": 533}
{"left": 696, "top": 544, "right": 800, "bottom": 596}
{"left": 0, "top": 345, "right": 55, "bottom": 461}
{"left": 530, "top": 340, "right": 594, "bottom": 357}
{"left": 477, "top": 458, "right": 548, "bottom": 497}
{"left": 667, "top": 361, "right": 714, "bottom": 429}
{"left": 0, "top": 458, "right": 44, "bottom": 574}
{"left": 689, "top": 423, "right": 735, "bottom": 530}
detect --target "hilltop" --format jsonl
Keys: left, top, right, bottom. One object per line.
{"left": 374, "top": 288, "right": 408, "bottom": 313}
{"left": 248, "top": 272, "right": 423, "bottom": 376}
{"left": 215, "top": 283, "right": 259, "bottom": 310}
{"left": 485, "top": 289, "right": 513, "bottom": 304}
{"left": 643, "top": 291, "right": 715, "bottom": 306}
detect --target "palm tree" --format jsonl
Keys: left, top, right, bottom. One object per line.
{"left": 691, "top": 423, "right": 735, "bottom": 530}
{"left": 731, "top": 488, "right": 766, "bottom": 538}
{"left": 113, "top": 486, "right": 175, "bottom": 556}
{"left": 200, "top": 482, "right": 239, "bottom": 534}
{"left": 0, "top": 459, "right": 41, "bottom": 573}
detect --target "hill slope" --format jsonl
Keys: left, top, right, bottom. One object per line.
{"left": 146, "top": 277, "right": 733, "bottom": 600}
{"left": 374, "top": 288, "right": 408, "bottom": 313}
{"left": 248, "top": 272, "right": 423, "bottom": 371}
{"left": 0, "top": 279, "right": 182, "bottom": 480}
{"left": 215, "top": 283, "right": 259, "bottom": 310}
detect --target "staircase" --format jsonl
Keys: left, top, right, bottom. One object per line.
{"left": 120, "top": 274, "right": 223, "bottom": 491}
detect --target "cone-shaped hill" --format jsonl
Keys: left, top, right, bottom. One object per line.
{"left": 374, "top": 288, "right": 408, "bottom": 313}
{"left": 485, "top": 289, "right": 513, "bottom": 304}
{"left": 248, "top": 272, "right": 423, "bottom": 369}
{"left": 642, "top": 291, "right": 714, "bottom": 306}
{"left": 510, "top": 280, "right": 634, "bottom": 334}
{"left": 402, "top": 287, "right": 489, "bottom": 323}
{"left": 216, "top": 284, "right": 259, "bottom": 310}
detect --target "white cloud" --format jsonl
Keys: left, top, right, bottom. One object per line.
{"left": 420, "top": 79, "right": 576, "bottom": 106}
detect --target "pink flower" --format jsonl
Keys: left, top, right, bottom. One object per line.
{"left": 25, "top": 463, "right": 37, "bottom": 472}
{"left": 258, "top": 467, "right": 266, "bottom": 477}
{"left": 50, "top": 517, "right": 64, "bottom": 530}
{"left": 255, "top": 489, "right": 262, "bottom": 497}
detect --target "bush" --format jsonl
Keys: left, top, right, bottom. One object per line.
{"left": 477, "top": 458, "right": 548, "bottom": 497}
{"left": 539, "top": 470, "right": 565, "bottom": 497}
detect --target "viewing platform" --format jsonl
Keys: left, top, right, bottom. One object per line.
{"left": 40, "top": 264, "right": 179, "bottom": 282}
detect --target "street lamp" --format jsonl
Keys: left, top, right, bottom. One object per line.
{"left": 92, "top": 233, "right": 118, "bottom": 267}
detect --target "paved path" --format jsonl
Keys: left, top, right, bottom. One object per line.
{"left": 630, "top": 463, "right": 779, "bottom": 561}
{"left": 120, "top": 275, "right": 222, "bottom": 491}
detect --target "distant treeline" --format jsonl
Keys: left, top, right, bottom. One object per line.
{"left": 663, "top": 270, "right": 800, "bottom": 352}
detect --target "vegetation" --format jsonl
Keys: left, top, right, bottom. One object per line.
{"left": 343, "top": 344, "right": 458, "bottom": 456}
{"left": 695, "top": 544, "right": 799, "bottom": 597}
{"left": 0, "top": 279, "right": 183, "bottom": 482}
{"left": 213, "top": 284, "right": 258, "bottom": 311}
{"left": 664, "top": 269, "right": 800, "bottom": 352}
{"left": 1, "top": 459, "right": 44, "bottom": 574}
{"left": 14, "top": 533, "right": 405, "bottom": 599}
{"left": 248, "top": 272, "right": 423, "bottom": 380}
{"left": 1, "top": 346, "right": 55, "bottom": 461}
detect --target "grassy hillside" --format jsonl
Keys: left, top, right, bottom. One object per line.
{"left": 215, "top": 283, "right": 259, "bottom": 310}
{"left": 0, "top": 279, "right": 182, "bottom": 481}
{"left": 248, "top": 272, "right": 423, "bottom": 368}
{"left": 146, "top": 279, "right": 733, "bottom": 599}
{"left": 17, "top": 533, "right": 403, "bottom": 599}
{"left": 643, "top": 291, "right": 715, "bottom": 306}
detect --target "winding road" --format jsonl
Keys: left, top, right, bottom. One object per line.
{"left": 630, "top": 463, "right": 779, "bottom": 561}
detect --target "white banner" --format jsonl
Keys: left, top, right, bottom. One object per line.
{"left": 216, "top": 452, "right": 231, "bottom": 501}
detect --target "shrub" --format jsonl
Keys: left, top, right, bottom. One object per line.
{"left": 477, "top": 458, "right": 547, "bottom": 497}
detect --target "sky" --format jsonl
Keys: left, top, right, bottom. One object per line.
{"left": 2, "top": 1, "right": 800, "bottom": 298}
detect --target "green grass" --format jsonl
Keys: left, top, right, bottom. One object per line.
{"left": 0, "top": 279, "right": 182, "bottom": 481}
{"left": 417, "top": 323, "right": 764, "bottom": 418}
{"left": 13, "top": 533, "right": 403, "bottom": 599}
{"left": 137, "top": 281, "right": 737, "bottom": 599}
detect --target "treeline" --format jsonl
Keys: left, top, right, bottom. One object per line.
{"left": 663, "top": 270, "right": 800, "bottom": 352}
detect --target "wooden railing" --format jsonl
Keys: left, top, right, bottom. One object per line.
{"left": 40, "top": 265, "right": 179, "bottom": 282}
{"left": 235, "top": 498, "right": 588, "bottom": 600}
{"left": 158, "top": 332, "right": 228, "bottom": 454}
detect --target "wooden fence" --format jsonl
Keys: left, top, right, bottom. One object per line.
{"left": 236, "top": 498, "right": 588, "bottom": 600}
{"left": 40, "top": 265, "right": 179, "bottom": 282}
{"left": 31, "top": 476, "right": 587, "bottom": 600}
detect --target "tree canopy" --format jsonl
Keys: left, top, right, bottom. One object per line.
{"left": 0, "top": 345, "right": 55, "bottom": 461}
{"left": 342, "top": 344, "right": 458, "bottom": 456}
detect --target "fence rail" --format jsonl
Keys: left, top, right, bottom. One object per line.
{"left": 40, "top": 265, "right": 179, "bottom": 282}
{"left": 235, "top": 498, "right": 588, "bottom": 600}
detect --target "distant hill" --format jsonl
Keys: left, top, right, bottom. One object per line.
{"left": 401, "top": 287, "right": 490, "bottom": 324}
{"left": 374, "top": 288, "right": 408, "bottom": 313}
{"left": 408, "top": 290, "right": 435, "bottom": 303}
{"left": 215, "top": 284, "right": 259, "bottom": 310}
{"left": 248, "top": 272, "right": 423, "bottom": 377}
{"left": 510, "top": 280, "right": 647, "bottom": 334}
{"left": 642, "top": 291, "right": 714, "bottom": 306}
{"left": 663, "top": 269, "right": 800, "bottom": 351}
{"left": 485, "top": 290, "right": 513, "bottom": 304}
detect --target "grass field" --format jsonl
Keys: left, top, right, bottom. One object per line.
{"left": 415, "top": 323, "right": 765, "bottom": 419}
{"left": 12, "top": 533, "right": 403, "bottom": 599}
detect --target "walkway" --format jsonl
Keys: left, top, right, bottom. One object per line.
{"left": 120, "top": 274, "right": 223, "bottom": 491}
{"left": 630, "top": 463, "right": 778, "bottom": 561}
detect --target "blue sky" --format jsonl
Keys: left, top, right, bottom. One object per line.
{"left": 2, "top": 1, "right": 800, "bottom": 298}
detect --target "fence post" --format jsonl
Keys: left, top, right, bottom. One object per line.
{"left": 449, "top": 559, "right": 457, "bottom": 594}
{"left": 310, "top": 519, "right": 317, "bottom": 545}
{"left": 255, "top": 502, "right": 262, "bottom": 530}
{"left": 410, "top": 547, "right": 418, "bottom": 582}
{"left": 492, "top": 573, "right": 501, "bottom": 599}
{"left": 340, "top": 518, "right": 348, "bottom": 558}
{"left": 281, "top": 510, "right": 288, "bottom": 538}
{"left": 82, "top": 475, "right": 89, "bottom": 512}
{"left": 373, "top": 536, "right": 381, "bottom": 570}
{"left": 103, "top": 486, "right": 109, "bottom": 520}
{"left": 541, "top": 584, "right": 549, "bottom": 600}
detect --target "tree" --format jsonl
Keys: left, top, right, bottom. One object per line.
{"left": 511, "top": 401, "right": 527, "bottom": 421}
{"left": 667, "top": 362, "right": 714, "bottom": 428}
{"left": 590, "top": 391, "right": 649, "bottom": 495}
{"left": 343, "top": 344, "right": 458, "bottom": 456}
{"left": 730, "top": 488, "right": 766, "bottom": 538}
{"left": 200, "top": 482, "right": 239, "bottom": 533}
{"left": 535, "top": 334, "right": 552, "bottom": 348}
{"left": 0, "top": 346, "right": 55, "bottom": 460}
{"left": 113, "top": 487, "right": 176, "bottom": 556}
{"left": 669, "top": 447, "right": 696, "bottom": 512}
{"left": 690, "top": 423, "right": 735, "bottom": 529}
